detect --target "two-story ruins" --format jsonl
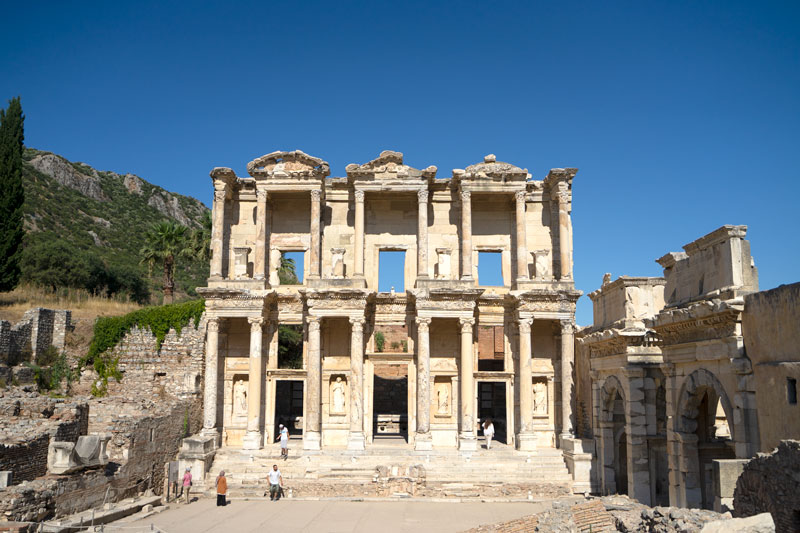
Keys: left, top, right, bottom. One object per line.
{"left": 197, "top": 150, "right": 581, "bottom": 454}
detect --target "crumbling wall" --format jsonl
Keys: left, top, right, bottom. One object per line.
{"left": 733, "top": 440, "right": 800, "bottom": 533}
{"left": 0, "top": 308, "right": 72, "bottom": 365}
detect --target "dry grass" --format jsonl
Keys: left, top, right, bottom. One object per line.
{"left": 0, "top": 284, "right": 142, "bottom": 323}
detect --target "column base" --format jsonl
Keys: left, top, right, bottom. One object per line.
{"left": 516, "top": 432, "right": 537, "bottom": 452}
{"left": 303, "top": 431, "right": 321, "bottom": 450}
{"left": 347, "top": 431, "right": 366, "bottom": 451}
{"left": 242, "top": 431, "right": 263, "bottom": 450}
{"left": 414, "top": 433, "right": 433, "bottom": 451}
{"left": 200, "top": 427, "right": 220, "bottom": 448}
{"left": 458, "top": 433, "right": 478, "bottom": 451}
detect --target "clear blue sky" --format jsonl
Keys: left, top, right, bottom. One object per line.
{"left": 2, "top": 1, "right": 798, "bottom": 325}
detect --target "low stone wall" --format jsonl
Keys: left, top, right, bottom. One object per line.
{"left": 0, "top": 308, "right": 72, "bottom": 365}
{"left": 0, "top": 435, "right": 50, "bottom": 484}
{"left": 734, "top": 439, "right": 800, "bottom": 533}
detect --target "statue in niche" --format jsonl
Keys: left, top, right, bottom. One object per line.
{"left": 533, "top": 381, "right": 548, "bottom": 415}
{"left": 330, "top": 248, "right": 346, "bottom": 278}
{"left": 331, "top": 377, "right": 346, "bottom": 414}
{"left": 233, "top": 379, "right": 247, "bottom": 416}
{"left": 531, "top": 250, "right": 551, "bottom": 280}
{"left": 437, "top": 385, "right": 450, "bottom": 415}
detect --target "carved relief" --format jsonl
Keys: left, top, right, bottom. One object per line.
{"left": 533, "top": 379, "right": 548, "bottom": 415}
{"left": 233, "top": 247, "right": 251, "bottom": 279}
{"left": 435, "top": 248, "right": 452, "bottom": 280}
{"left": 330, "top": 248, "right": 346, "bottom": 278}
{"left": 531, "top": 250, "right": 551, "bottom": 280}
{"left": 434, "top": 380, "right": 451, "bottom": 417}
{"left": 330, "top": 376, "right": 347, "bottom": 415}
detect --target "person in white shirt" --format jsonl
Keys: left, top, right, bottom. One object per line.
{"left": 276, "top": 423, "right": 289, "bottom": 460}
{"left": 482, "top": 419, "right": 495, "bottom": 450}
{"left": 268, "top": 464, "right": 283, "bottom": 501}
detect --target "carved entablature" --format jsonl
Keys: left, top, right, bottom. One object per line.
{"left": 508, "top": 289, "right": 581, "bottom": 315}
{"left": 374, "top": 294, "right": 411, "bottom": 317}
{"left": 247, "top": 150, "right": 330, "bottom": 180}
{"left": 198, "top": 287, "right": 272, "bottom": 314}
{"left": 275, "top": 294, "right": 303, "bottom": 314}
{"left": 456, "top": 154, "right": 528, "bottom": 183}
{"left": 413, "top": 288, "right": 483, "bottom": 315}
{"left": 345, "top": 150, "right": 437, "bottom": 182}
{"left": 653, "top": 301, "right": 742, "bottom": 346}
{"left": 543, "top": 168, "right": 577, "bottom": 205}
{"left": 301, "top": 288, "right": 372, "bottom": 313}
{"left": 579, "top": 324, "right": 663, "bottom": 359}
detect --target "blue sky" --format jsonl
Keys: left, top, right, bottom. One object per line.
{"left": 2, "top": 1, "right": 798, "bottom": 325}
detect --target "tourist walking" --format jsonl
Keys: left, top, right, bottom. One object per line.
{"left": 215, "top": 470, "right": 227, "bottom": 506}
{"left": 182, "top": 467, "right": 192, "bottom": 504}
{"left": 277, "top": 423, "right": 289, "bottom": 460}
{"left": 268, "top": 464, "right": 283, "bottom": 501}
{"left": 482, "top": 419, "right": 495, "bottom": 450}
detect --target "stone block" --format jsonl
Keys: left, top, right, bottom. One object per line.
{"left": 700, "top": 512, "right": 774, "bottom": 533}
{"left": 0, "top": 471, "right": 11, "bottom": 488}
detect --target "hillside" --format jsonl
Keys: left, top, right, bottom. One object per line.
{"left": 20, "top": 148, "right": 210, "bottom": 301}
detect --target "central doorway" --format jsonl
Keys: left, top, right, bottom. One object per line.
{"left": 274, "top": 380, "right": 304, "bottom": 437}
{"left": 372, "top": 363, "right": 408, "bottom": 442}
{"left": 478, "top": 381, "right": 507, "bottom": 444}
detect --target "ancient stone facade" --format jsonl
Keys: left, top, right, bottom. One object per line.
{"left": 196, "top": 150, "right": 582, "bottom": 460}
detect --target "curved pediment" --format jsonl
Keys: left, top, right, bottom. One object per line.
{"left": 247, "top": 150, "right": 330, "bottom": 179}
{"left": 346, "top": 150, "right": 437, "bottom": 180}
{"left": 459, "top": 154, "right": 528, "bottom": 181}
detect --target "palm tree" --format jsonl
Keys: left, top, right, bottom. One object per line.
{"left": 186, "top": 210, "right": 212, "bottom": 262}
{"left": 278, "top": 254, "right": 299, "bottom": 285}
{"left": 140, "top": 221, "right": 188, "bottom": 304}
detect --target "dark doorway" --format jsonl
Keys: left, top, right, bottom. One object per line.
{"left": 372, "top": 364, "right": 408, "bottom": 441}
{"left": 616, "top": 430, "right": 629, "bottom": 494}
{"left": 275, "top": 380, "right": 303, "bottom": 436}
{"left": 478, "top": 382, "right": 507, "bottom": 444}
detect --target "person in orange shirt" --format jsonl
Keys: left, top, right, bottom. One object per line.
{"left": 215, "top": 470, "right": 228, "bottom": 507}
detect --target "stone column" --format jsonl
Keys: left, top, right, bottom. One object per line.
{"left": 460, "top": 190, "right": 472, "bottom": 280}
{"left": 556, "top": 185, "right": 572, "bottom": 280}
{"left": 243, "top": 317, "right": 264, "bottom": 450}
{"left": 304, "top": 316, "right": 322, "bottom": 450}
{"left": 515, "top": 190, "right": 529, "bottom": 281}
{"left": 354, "top": 189, "right": 365, "bottom": 278}
{"left": 254, "top": 188, "right": 268, "bottom": 280}
{"left": 210, "top": 188, "right": 227, "bottom": 278}
{"left": 517, "top": 317, "right": 536, "bottom": 450}
{"left": 560, "top": 319, "right": 575, "bottom": 441}
{"left": 415, "top": 317, "right": 432, "bottom": 450}
{"left": 459, "top": 317, "right": 477, "bottom": 450}
{"left": 309, "top": 189, "right": 321, "bottom": 279}
{"left": 348, "top": 317, "right": 366, "bottom": 450}
{"left": 202, "top": 317, "right": 220, "bottom": 440}
{"left": 417, "top": 189, "right": 429, "bottom": 279}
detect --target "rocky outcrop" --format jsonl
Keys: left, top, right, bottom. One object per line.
{"left": 29, "top": 154, "right": 109, "bottom": 202}
{"left": 122, "top": 174, "right": 143, "bottom": 195}
{"left": 146, "top": 191, "right": 194, "bottom": 227}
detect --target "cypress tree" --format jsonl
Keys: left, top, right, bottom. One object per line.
{"left": 0, "top": 96, "right": 25, "bottom": 291}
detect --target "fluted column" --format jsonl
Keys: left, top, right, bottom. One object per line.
{"left": 202, "top": 317, "right": 220, "bottom": 439}
{"left": 415, "top": 317, "right": 432, "bottom": 450}
{"left": 560, "top": 319, "right": 575, "bottom": 441}
{"left": 460, "top": 190, "right": 472, "bottom": 280}
{"left": 417, "top": 189, "right": 429, "bottom": 279}
{"left": 254, "top": 187, "right": 268, "bottom": 280}
{"left": 516, "top": 318, "right": 536, "bottom": 450}
{"left": 556, "top": 185, "right": 572, "bottom": 280}
{"left": 210, "top": 188, "right": 227, "bottom": 278}
{"left": 515, "top": 190, "right": 528, "bottom": 281}
{"left": 354, "top": 189, "right": 365, "bottom": 278}
{"left": 242, "top": 317, "right": 264, "bottom": 449}
{"left": 309, "top": 189, "right": 321, "bottom": 279}
{"left": 304, "top": 316, "right": 322, "bottom": 450}
{"left": 347, "top": 317, "right": 366, "bottom": 450}
{"left": 458, "top": 317, "right": 477, "bottom": 450}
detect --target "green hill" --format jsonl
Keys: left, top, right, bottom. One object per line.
{"left": 20, "top": 148, "right": 210, "bottom": 302}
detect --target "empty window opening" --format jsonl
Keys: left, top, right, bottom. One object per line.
{"left": 478, "top": 325, "right": 505, "bottom": 371}
{"left": 278, "top": 324, "right": 303, "bottom": 369}
{"left": 788, "top": 377, "right": 798, "bottom": 405}
{"left": 280, "top": 252, "right": 304, "bottom": 284}
{"left": 378, "top": 250, "right": 405, "bottom": 292}
{"left": 478, "top": 252, "right": 503, "bottom": 286}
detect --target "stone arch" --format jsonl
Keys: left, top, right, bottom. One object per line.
{"left": 596, "top": 374, "right": 628, "bottom": 495}
{"left": 673, "top": 368, "right": 737, "bottom": 509}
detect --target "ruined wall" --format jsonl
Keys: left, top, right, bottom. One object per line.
{"left": 733, "top": 440, "right": 800, "bottom": 533}
{"left": 742, "top": 282, "right": 800, "bottom": 451}
{"left": 0, "top": 308, "right": 72, "bottom": 365}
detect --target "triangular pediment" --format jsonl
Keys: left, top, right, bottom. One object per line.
{"left": 247, "top": 150, "right": 330, "bottom": 178}
{"left": 459, "top": 154, "right": 528, "bottom": 181}
{"left": 346, "top": 150, "right": 437, "bottom": 180}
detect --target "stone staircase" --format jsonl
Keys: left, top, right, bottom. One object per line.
{"left": 200, "top": 442, "right": 575, "bottom": 500}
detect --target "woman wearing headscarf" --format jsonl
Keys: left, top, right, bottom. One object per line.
{"left": 215, "top": 470, "right": 227, "bottom": 506}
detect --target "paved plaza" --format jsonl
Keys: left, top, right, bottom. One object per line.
{"left": 129, "top": 499, "right": 548, "bottom": 533}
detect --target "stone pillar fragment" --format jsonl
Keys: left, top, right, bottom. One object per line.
{"left": 348, "top": 317, "right": 366, "bottom": 450}
{"left": 243, "top": 317, "right": 264, "bottom": 450}
{"left": 517, "top": 318, "right": 536, "bottom": 450}
{"left": 202, "top": 317, "right": 220, "bottom": 439}
{"left": 354, "top": 189, "right": 365, "bottom": 278}
{"left": 460, "top": 190, "right": 472, "bottom": 280}
{"left": 304, "top": 316, "right": 322, "bottom": 450}
{"left": 556, "top": 185, "right": 572, "bottom": 280}
{"left": 515, "top": 190, "right": 529, "bottom": 281}
{"left": 254, "top": 188, "right": 268, "bottom": 280}
{"left": 560, "top": 320, "right": 575, "bottom": 441}
{"left": 415, "top": 317, "right": 432, "bottom": 450}
{"left": 417, "top": 189, "right": 429, "bottom": 279}
{"left": 459, "top": 317, "right": 477, "bottom": 450}
{"left": 309, "top": 189, "right": 321, "bottom": 279}
{"left": 210, "top": 189, "right": 226, "bottom": 278}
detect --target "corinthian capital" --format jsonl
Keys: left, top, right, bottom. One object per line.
{"left": 559, "top": 319, "right": 575, "bottom": 335}
{"left": 207, "top": 317, "right": 220, "bottom": 333}
{"left": 417, "top": 189, "right": 429, "bottom": 203}
{"left": 349, "top": 316, "right": 365, "bottom": 331}
{"left": 248, "top": 316, "right": 264, "bottom": 332}
{"left": 515, "top": 190, "right": 526, "bottom": 203}
{"left": 214, "top": 189, "right": 226, "bottom": 202}
{"left": 459, "top": 317, "right": 475, "bottom": 331}
{"left": 518, "top": 318, "right": 532, "bottom": 334}
{"left": 306, "top": 316, "right": 321, "bottom": 332}
{"left": 460, "top": 190, "right": 471, "bottom": 202}
{"left": 310, "top": 189, "right": 321, "bottom": 202}
{"left": 256, "top": 188, "right": 268, "bottom": 202}
{"left": 415, "top": 316, "right": 431, "bottom": 330}
{"left": 354, "top": 189, "right": 365, "bottom": 202}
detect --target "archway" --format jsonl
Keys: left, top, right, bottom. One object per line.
{"left": 598, "top": 375, "right": 628, "bottom": 495}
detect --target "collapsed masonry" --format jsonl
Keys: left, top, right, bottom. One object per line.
{"left": 0, "top": 308, "right": 71, "bottom": 370}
